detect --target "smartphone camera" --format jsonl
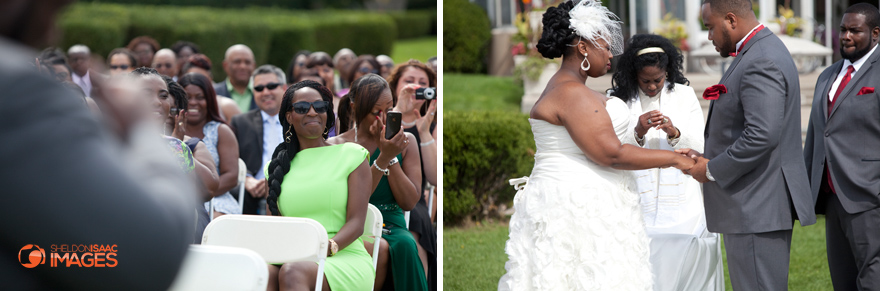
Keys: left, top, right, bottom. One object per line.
{"left": 415, "top": 87, "right": 436, "bottom": 100}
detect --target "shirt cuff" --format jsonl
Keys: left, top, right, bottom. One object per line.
{"left": 705, "top": 165, "right": 716, "bottom": 181}
{"left": 634, "top": 131, "right": 645, "bottom": 147}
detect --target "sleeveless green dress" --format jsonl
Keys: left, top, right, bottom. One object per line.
{"left": 369, "top": 150, "right": 429, "bottom": 291}
{"left": 273, "top": 143, "right": 375, "bottom": 290}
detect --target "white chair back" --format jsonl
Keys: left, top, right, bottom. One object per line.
{"left": 167, "top": 244, "right": 268, "bottom": 291}
{"left": 237, "top": 158, "right": 247, "bottom": 213}
{"left": 363, "top": 204, "right": 384, "bottom": 271}
{"left": 201, "top": 215, "right": 328, "bottom": 291}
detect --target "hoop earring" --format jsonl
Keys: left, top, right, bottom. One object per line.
{"left": 285, "top": 127, "right": 292, "bottom": 143}
{"left": 581, "top": 52, "right": 591, "bottom": 71}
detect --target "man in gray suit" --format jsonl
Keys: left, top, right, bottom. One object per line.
{"left": 679, "top": 0, "right": 816, "bottom": 290}
{"left": 804, "top": 3, "right": 880, "bottom": 290}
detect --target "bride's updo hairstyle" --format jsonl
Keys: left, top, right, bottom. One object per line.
{"left": 537, "top": 0, "right": 624, "bottom": 59}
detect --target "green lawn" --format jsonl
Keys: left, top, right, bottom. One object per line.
{"left": 391, "top": 36, "right": 437, "bottom": 64}
{"left": 444, "top": 218, "right": 832, "bottom": 291}
{"left": 443, "top": 73, "right": 524, "bottom": 112}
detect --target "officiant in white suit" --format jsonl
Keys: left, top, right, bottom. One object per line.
{"left": 610, "top": 34, "right": 723, "bottom": 291}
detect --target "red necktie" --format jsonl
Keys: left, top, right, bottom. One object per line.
{"left": 729, "top": 25, "right": 764, "bottom": 57}
{"left": 824, "top": 65, "right": 854, "bottom": 194}
{"left": 829, "top": 65, "right": 854, "bottom": 116}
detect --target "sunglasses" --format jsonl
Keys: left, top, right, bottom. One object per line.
{"left": 254, "top": 82, "right": 282, "bottom": 92}
{"left": 358, "top": 67, "right": 379, "bottom": 74}
{"left": 153, "top": 63, "right": 173, "bottom": 69}
{"left": 292, "top": 101, "right": 330, "bottom": 114}
{"left": 110, "top": 65, "right": 130, "bottom": 70}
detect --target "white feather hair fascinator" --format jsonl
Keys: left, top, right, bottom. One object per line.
{"left": 568, "top": 0, "right": 624, "bottom": 56}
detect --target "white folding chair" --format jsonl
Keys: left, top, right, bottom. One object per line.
{"left": 167, "top": 244, "right": 268, "bottom": 291}
{"left": 363, "top": 204, "right": 383, "bottom": 271}
{"left": 237, "top": 158, "right": 247, "bottom": 213}
{"left": 404, "top": 211, "right": 410, "bottom": 228}
{"left": 202, "top": 215, "right": 329, "bottom": 291}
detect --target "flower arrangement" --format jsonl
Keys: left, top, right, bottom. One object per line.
{"left": 511, "top": 11, "right": 556, "bottom": 81}
{"left": 655, "top": 13, "right": 689, "bottom": 52}
{"left": 774, "top": 5, "right": 804, "bottom": 37}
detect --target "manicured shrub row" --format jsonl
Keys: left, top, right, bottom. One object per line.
{"left": 443, "top": 110, "right": 536, "bottom": 224}
{"left": 443, "top": 0, "right": 491, "bottom": 73}
{"left": 58, "top": 3, "right": 433, "bottom": 81}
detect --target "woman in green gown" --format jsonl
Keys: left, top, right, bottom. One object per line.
{"left": 265, "top": 80, "right": 374, "bottom": 291}
{"left": 330, "top": 74, "right": 429, "bottom": 290}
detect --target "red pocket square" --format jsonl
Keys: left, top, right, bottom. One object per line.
{"left": 703, "top": 84, "right": 727, "bottom": 100}
{"left": 858, "top": 87, "right": 874, "bottom": 95}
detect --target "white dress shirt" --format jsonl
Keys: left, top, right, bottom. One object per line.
{"left": 829, "top": 44, "right": 878, "bottom": 102}
{"left": 255, "top": 110, "right": 283, "bottom": 180}
{"left": 71, "top": 70, "right": 92, "bottom": 97}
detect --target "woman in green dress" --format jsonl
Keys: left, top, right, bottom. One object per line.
{"left": 265, "top": 80, "right": 374, "bottom": 291}
{"left": 330, "top": 74, "right": 429, "bottom": 291}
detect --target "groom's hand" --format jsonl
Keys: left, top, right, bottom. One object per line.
{"left": 675, "top": 148, "right": 703, "bottom": 159}
{"left": 687, "top": 156, "right": 711, "bottom": 183}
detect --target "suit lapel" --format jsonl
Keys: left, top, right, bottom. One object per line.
{"left": 819, "top": 61, "right": 843, "bottom": 123}
{"left": 251, "top": 110, "right": 264, "bottom": 151}
{"left": 707, "top": 29, "right": 773, "bottom": 137}
{"left": 718, "top": 29, "right": 771, "bottom": 84}
{"left": 830, "top": 47, "right": 880, "bottom": 119}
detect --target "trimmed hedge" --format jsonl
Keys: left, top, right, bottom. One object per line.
{"left": 389, "top": 10, "right": 437, "bottom": 39}
{"left": 57, "top": 3, "right": 432, "bottom": 81}
{"left": 78, "top": 0, "right": 367, "bottom": 10}
{"left": 443, "top": 0, "right": 491, "bottom": 73}
{"left": 58, "top": 3, "right": 131, "bottom": 59}
{"left": 443, "top": 111, "right": 536, "bottom": 224}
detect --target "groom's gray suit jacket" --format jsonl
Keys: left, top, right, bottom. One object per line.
{"left": 804, "top": 46, "right": 880, "bottom": 215}
{"left": 703, "top": 28, "right": 816, "bottom": 234}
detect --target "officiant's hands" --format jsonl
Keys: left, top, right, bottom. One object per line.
{"left": 635, "top": 110, "right": 679, "bottom": 139}
{"left": 676, "top": 148, "right": 711, "bottom": 183}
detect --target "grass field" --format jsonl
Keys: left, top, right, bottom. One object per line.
{"left": 444, "top": 218, "right": 832, "bottom": 291}
{"left": 442, "top": 73, "right": 524, "bottom": 112}
{"left": 391, "top": 36, "right": 437, "bottom": 64}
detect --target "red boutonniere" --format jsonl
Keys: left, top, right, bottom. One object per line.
{"left": 858, "top": 87, "right": 875, "bottom": 95}
{"left": 703, "top": 84, "right": 727, "bottom": 100}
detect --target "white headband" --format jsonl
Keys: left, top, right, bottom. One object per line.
{"left": 636, "top": 47, "right": 665, "bottom": 56}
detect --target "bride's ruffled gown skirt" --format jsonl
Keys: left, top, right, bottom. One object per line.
{"left": 498, "top": 119, "right": 652, "bottom": 291}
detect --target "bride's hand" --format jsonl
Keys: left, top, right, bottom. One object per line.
{"left": 673, "top": 154, "right": 695, "bottom": 172}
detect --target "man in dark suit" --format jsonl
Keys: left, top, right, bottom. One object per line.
{"left": 230, "top": 64, "right": 287, "bottom": 214}
{"left": 680, "top": 0, "right": 816, "bottom": 290}
{"left": 804, "top": 4, "right": 880, "bottom": 290}
{"left": 1, "top": 0, "right": 195, "bottom": 288}
{"left": 214, "top": 44, "right": 257, "bottom": 112}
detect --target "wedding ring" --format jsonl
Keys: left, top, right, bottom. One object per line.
{"left": 663, "top": 118, "right": 669, "bottom": 124}
{"left": 404, "top": 140, "right": 408, "bottom": 144}
{"left": 430, "top": 112, "right": 435, "bottom": 116}
{"left": 648, "top": 119, "right": 653, "bottom": 124}
{"left": 179, "top": 122, "right": 184, "bottom": 126}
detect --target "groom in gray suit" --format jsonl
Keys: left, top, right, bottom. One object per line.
{"left": 805, "top": 3, "right": 880, "bottom": 290}
{"left": 680, "top": 0, "right": 816, "bottom": 290}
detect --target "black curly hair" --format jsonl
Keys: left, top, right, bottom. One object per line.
{"left": 610, "top": 34, "right": 689, "bottom": 102}
{"left": 266, "top": 80, "right": 336, "bottom": 216}
{"left": 337, "top": 74, "right": 392, "bottom": 135}
{"left": 536, "top": 1, "right": 578, "bottom": 59}
{"left": 162, "top": 75, "right": 187, "bottom": 111}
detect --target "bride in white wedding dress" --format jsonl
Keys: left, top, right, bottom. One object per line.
{"left": 497, "top": 1, "right": 695, "bottom": 290}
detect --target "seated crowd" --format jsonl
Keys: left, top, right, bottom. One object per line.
{"left": 35, "top": 37, "right": 438, "bottom": 291}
